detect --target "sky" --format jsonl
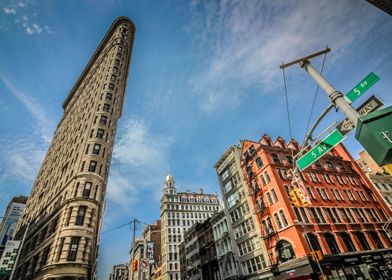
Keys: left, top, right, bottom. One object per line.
{"left": 0, "top": 0, "right": 391, "bottom": 278}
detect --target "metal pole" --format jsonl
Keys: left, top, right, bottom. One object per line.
{"left": 9, "top": 222, "right": 29, "bottom": 280}
{"left": 300, "top": 60, "right": 360, "bottom": 125}
{"left": 301, "top": 223, "right": 326, "bottom": 279}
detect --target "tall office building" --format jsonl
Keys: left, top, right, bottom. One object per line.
{"left": 0, "top": 196, "right": 27, "bottom": 258}
{"left": 241, "top": 134, "right": 392, "bottom": 279}
{"left": 12, "top": 17, "right": 135, "bottom": 280}
{"left": 214, "top": 146, "right": 271, "bottom": 279}
{"left": 159, "top": 175, "right": 220, "bottom": 280}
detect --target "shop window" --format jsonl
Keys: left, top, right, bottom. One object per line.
{"left": 355, "top": 231, "right": 371, "bottom": 250}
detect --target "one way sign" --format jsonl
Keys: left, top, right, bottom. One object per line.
{"left": 336, "top": 95, "right": 383, "bottom": 137}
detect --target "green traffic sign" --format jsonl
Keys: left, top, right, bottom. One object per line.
{"left": 297, "top": 130, "right": 345, "bottom": 171}
{"left": 345, "top": 72, "right": 380, "bottom": 103}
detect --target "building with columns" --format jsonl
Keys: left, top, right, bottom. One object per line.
{"left": 241, "top": 134, "right": 392, "bottom": 279}
{"left": 159, "top": 175, "right": 220, "bottom": 280}
{"left": 214, "top": 145, "right": 271, "bottom": 279}
{"left": 12, "top": 17, "right": 135, "bottom": 280}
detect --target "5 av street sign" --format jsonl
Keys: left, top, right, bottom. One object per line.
{"left": 345, "top": 72, "right": 380, "bottom": 103}
{"left": 297, "top": 130, "right": 345, "bottom": 171}
{"left": 336, "top": 95, "right": 384, "bottom": 136}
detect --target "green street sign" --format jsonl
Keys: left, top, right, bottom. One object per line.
{"left": 297, "top": 130, "right": 345, "bottom": 171}
{"left": 345, "top": 72, "right": 380, "bottom": 103}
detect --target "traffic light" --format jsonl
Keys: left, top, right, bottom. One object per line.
{"left": 295, "top": 188, "right": 309, "bottom": 207}
{"left": 289, "top": 189, "right": 300, "bottom": 207}
{"left": 310, "top": 250, "right": 323, "bottom": 261}
{"left": 132, "top": 259, "right": 138, "bottom": 272}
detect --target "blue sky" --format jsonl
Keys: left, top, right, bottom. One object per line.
{"left": 0, "top": 0, "right": 391, "bottom": 278}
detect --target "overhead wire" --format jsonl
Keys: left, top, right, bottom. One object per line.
{"left": 101, "top": 218, "right": 152, "bottom": 235}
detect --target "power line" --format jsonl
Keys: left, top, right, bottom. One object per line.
{"left": 101, "top": 219, "right": 152, "bottom": 235}
{"left": 101, "top": 221, "right": 132, "bottom": 234}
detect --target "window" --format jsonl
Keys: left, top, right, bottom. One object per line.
{"left": 341, "top": 232, "right": 356, "bottom": 252}
{"left": 41, "top": 246, "right": 50, "bottom": 266}
{"left": 224, "top": 180, "right": 233, "bottom": 193}
{"left": 355, "top": 231, "right": 371, "bottom": 250}
{"left": 66, "top": 207, "right": 73, "bottom": 226}
{"left": 108, "top": 83, "right": 115, "bottom": 90}
{"left": 88, "top": 161, "right": 97, "bottom": 172}
{"left": 369, "top": 231, "right": 384, "bottom": 249}
{"left": 271, "top": 189, "right": 278, "bottom": 202}
{"left": 96, "top": 129, "right": 104, "bottom": 139}
{"left": 227, "top": 192, "right": 239, "bottom": 208}
{"left": 310, "top": 208, "right": 320, "bottom": 223}
{"left": 83, "top": 182, "right": 92, "bottom": 198}
{"left": 276, "top": 240, "right": 296, "bottom": 263}
{"left": 260, "top": 175, "right": 267, "bottom": 186}
{"left": 287, "top": 156, "right": 293, "bottom": 164}
{"left": 266, "top": 192, "right": 273, "bottom": 205}
{"left": 105, "top": 93, "right": 112, "bottom": 101}
{"left": 255, "top": 157, "right": 263, "bottom": 168}
{"left": 324, "top": 233, "right": 340, "bottom": 254}
{"left": 76, "top": 206, "right": 87, "bottom": 225}
{"left": 326, "top": 161, "right": 334, "bottom": 170}
{"left": 99, "top": 116, "right": 108, "bottom": 125}
{"left": 67, "top": 237, "right": 81, "bottom": 261}
{"left": 280, "top": 210, "right": 288, "bottom": 226}
{"left": 271, "top": 153, "right": 280, "bottom": 163}
{"left": 264, "top": 171, "right": 271, "bottom": 183}
{"left": 274, "top": 213, "right": 282, "bottom": 229}
{"left": 306, "top": 233, "right": 322, "bottom": 252}
{"left": 103, "top": 104, "right": 110, "bottom": 112}
{"left": 92, "top": 144, "right": 101, "bottom": 155}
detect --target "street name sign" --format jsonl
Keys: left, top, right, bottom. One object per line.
{"left": 345, "top": 72, "right": 380, "bottom": 103}
{"left": 297, "top": 130, "right": 345, "bottom": 171}
{"left": 336, "top": 95, "right": 383, "bottom": 136}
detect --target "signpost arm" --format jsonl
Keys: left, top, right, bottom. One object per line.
{"left": 300, "top": 60, "right": 360, "bottom": 125}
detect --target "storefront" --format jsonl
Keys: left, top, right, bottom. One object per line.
{"left": 312, "top": 249, "right": 392, "bottom": 280}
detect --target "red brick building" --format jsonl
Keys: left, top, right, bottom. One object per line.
{"left": 241, "top": 134, "right": 392, "bottom": 280}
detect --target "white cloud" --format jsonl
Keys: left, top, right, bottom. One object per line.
{"left": 3, "top": 7, "right": 16, "bottom": 14}
{"left": 105, "top": 116, "right": 172, "bottom": 209}
{"left": 0, "top": 75, "right": 54, "bottom": 143}
{"left": 186, "top": 0, "right": 383, "bottom": 114}
{"left": 113, "top": 117, "right": 170, "bottom": 169}
{"left": 18, "top": 2, "right": 26, "bottom": 8}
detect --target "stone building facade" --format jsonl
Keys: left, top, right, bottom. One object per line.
{"left": 214, "top": 146, "right": 271, "bottom": 279}
{"left": 241, "top": 134, "right": 392, "bottom": 279}
{"left": 141, "top": 220, "right": 161, "bottom": 280}
{"left": 210, "top": 210, "right": 241, "bottom": 279}
{"left": 12, "top": 17, "right": 135, "bottom": 280}
{"left": 109, "top": 263, "right": 128, "bottom": 280}
{"left": 159, "top": 175, "right": 220, "bottom": 280}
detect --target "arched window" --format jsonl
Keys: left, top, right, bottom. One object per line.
{"left": 340, "top": 232, "right": 357, "bottom": 252}
{"left": 306, "top": 233, "right": 322, "bottom": 252}
{"left": 255, "top": 157, "right": 264, "bottom": 168}
{"left": 324, "top": 233, "right": 340, "bottom": 254}
{"left": 274, "top": 213, "right": 282, "bottom": 229}
{"left": 369, "top": 231, "right": 384, "bottom": 249}
{"left": 279, "top": 210, "right": 288, "bottom": 227}
{"left": 276, "top": 240, "right": 296, "bottom": 263}
{"left": 355, "top": 231, "right": 371, "bottom": 250}
{"left": 271, "top": 153, "right": 280, "bottom": 163}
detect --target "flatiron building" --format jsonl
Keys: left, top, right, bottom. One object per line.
{"left": 13, "top": 16, "right": 135, "bottom": 280}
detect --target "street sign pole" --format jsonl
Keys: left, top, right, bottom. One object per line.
{"left": 300, "top": 60, "right": 360, "bottom": 125}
